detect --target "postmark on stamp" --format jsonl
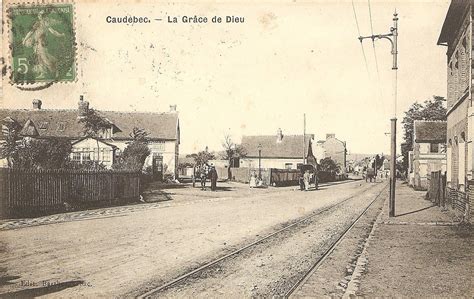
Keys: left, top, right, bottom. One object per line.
{"left": 9, "top": 3, "right": 75, "bottom": 84}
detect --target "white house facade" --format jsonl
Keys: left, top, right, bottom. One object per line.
{"left": 0, "top": 97, "right": 181, "bottom": 179}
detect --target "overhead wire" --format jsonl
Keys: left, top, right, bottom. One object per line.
{"left": 367, "top": 0, "right": 384, "bottom": 103}
{"left": 351, "top": 0, "right": 370, "bottom": 77}
{"left": 367, "top": 0, "right": 380, "bottom": 80}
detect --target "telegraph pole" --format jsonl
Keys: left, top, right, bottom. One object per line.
{"left": 359, "top": 11, "right": 398, "bottom": 217}
{"left": 303, "top": 113, "right": 306, "bottom": 164}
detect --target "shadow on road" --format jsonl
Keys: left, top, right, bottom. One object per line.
{"left": 0, "top": 280, "right": 84, "bottom": 298}
{"left": 0, "top": 275, "right": 21, "bottom": 287}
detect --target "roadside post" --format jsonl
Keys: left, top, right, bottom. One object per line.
{"left": 358, "top": 11, "right": 398, "bottom": 217}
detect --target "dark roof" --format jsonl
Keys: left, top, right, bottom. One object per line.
{"left": 414, "top": 121, "right": 447, "bottom": 143}
{"left": 437, "top": 0, "right": 470, "bottom": 45}
{"left": 100, "top": 110, "right": 178, "bottom": 140}
{"left": 241, "top": 134, "right": 314, "bottom": 158}
{"left": 0, "top": 108, "right": 179, "bottom": 140}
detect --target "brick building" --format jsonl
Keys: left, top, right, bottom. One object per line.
{"left": 438, "top": 0, "right": 473, "bottom": 221}
{"left": 438, "top": 1, "right": 472, "bottom": 191}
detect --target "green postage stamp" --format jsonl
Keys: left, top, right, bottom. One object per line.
{"left": 9, "top": 4, "right": 76, "bottom": 84}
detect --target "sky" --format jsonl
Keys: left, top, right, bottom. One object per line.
{"left": 1, "top": 0, "right": 450, "bottom": 156}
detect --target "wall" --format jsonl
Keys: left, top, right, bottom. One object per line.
{"left": 240, "top": 157, "right": 305, "bottom": 169}
{"left": 313, "top": 143, "right": 325, "bottom": 161}
{"left": 413, "top": 142, "right": 447, "bottom": 190}
{"left": 323, "top": 137, "right": 346, "bottom": 172}
{"left": 446, "top": 6, "right": 472, "bottom": 191}
{"left": 71, "top": 138, "right": 115, "bottom": 168}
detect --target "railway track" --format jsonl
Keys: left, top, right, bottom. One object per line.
{"left": 137, "top": 182, "right": 387, "bottom": 299}
{"left": 285, "top": 182, "right": 388, "bottom": 298}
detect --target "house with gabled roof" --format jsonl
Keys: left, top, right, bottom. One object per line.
{"left": 239, "top": 128, "right": 316, "bottom": 170}
{"left": 0, "top": 96, "right": 180, "bottom": 179}
{"left": 410, "top": 120, "right": 447, "bottom": 190}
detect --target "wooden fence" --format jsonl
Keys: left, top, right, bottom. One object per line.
{"left": 446, "top": 187, "right": 468, "bottom": 214}
{"left": 230, "top": 167, "right": 272, "bottom": 185}
{"left": 270, "top": 169, "right": 300, "bottom": 186}
{"left": 0, "top": 168, "right": 141, "bottom": 218}
{"left": 229, "top": 167, "right": 344, "bottom": 187}
{"left": 426, "top": 171, "right": 473, "bottom": 223}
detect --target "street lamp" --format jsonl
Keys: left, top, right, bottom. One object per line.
{"left": 257, "top": 143, "right": 262, "bottom": 179}
{"left": 358, "top": 11, "right": 398, "bottom": 217}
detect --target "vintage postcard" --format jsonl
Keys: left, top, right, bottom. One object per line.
{"left": 0, "top": 0, "right": 472, "bottom": 298}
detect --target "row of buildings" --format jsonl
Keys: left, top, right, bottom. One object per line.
{"left": 239, "top": 130, "right": 347, "bottom": 172}
{"left": 0, "top": 96, "right": 348, "bottom": 178}
{"left": 406, "top": 0, "right": 472, "bottom": 222}
{"left": 0, "top": 97, "right": 346, "bottom": 178}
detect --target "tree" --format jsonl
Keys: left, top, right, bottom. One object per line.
{"left": 401, "top": 96, "right": 446, "bottom": 172}
{"left": 221, "top": 135, "right": 247, "bottom": 179}
{"left": 0, "top": 119, "right": 22, "bottom": 168}
{"left": 372, "top": 154, "right": 384, "bottom": 170}
{"left": 188, "top": 151, "right": 215, "bottom": 167}
{"left": 1, "top": 119, "right": 72, "bottom": 169}
{"left": 319, "top": 157, "right": 340, "bottom": 174}
{"left": 129, "top": 127, "right": 149, "bottom": 142}
{"left": 78, "top": 108, "right": 110, "bottom": 163}
{"left": 113, "top": 127, "right": 151, "bottom": 171}
{"left": 13, "top": 138, "right": 72, "bottom": 169}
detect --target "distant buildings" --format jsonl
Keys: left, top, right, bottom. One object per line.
{"left": 240, "top": 128, "right": 316, "bottom": 169}
{"left": 239, "top": 129, "right": 347, "bottom": 173}
{"left": 0, "top": 97, "right": 180, "bottom": 179}
{"left": 408, "top": 121, "right": 447, "bottom": 190}
{"left": 314, "top": 134, "right": 347, "bottom": 173}
{"left": 437, "top": 1, "right": 472, "bottom": 191}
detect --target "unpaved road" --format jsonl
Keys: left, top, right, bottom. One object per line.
{"left": 141, "top": 182, "right": 387, "bottom": 298}
{"left": 0, "top": 180, "right": 382, "bottom": 298}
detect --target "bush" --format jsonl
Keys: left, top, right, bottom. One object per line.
{"left": 14, "top": 138, "right": 72, "bottom": 169}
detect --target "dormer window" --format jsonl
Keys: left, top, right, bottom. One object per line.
{"left": 39, "top": 121, "right": 49, "bottom": 130}
{"left": 57, "top": 122, "right": 66, "bottom": 132}
{"left": 430, "top": 143, "right": 439, "bottom": 153}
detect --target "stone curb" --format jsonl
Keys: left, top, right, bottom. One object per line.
{"left": 342, "top": 196, "right": 385, "bottom": 297}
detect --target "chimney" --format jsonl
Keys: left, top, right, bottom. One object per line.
{"left": 32, "top": 99, "right": 42, "bottom": 110}
{"left": 326, "top": 133, "right": 335, "bottom": 140}
{"left": 169, "top": 104, "right": 177, "bottom": 112}
{"left": 78, "top": 95, "right": 89, "bottom": 117}
{"left": 277, "top": 128, "right": 283, "bottom": 142}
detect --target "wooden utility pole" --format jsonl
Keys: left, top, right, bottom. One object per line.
{"left": 359, "top": 11, "right": 398, "bottom": 217}
{"left": 303, "top": 114, "right": 306, "bottom": 164}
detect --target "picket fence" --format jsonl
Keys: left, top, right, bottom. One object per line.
{"left": 0, "top": 168, "right": 141, "bottom": 218}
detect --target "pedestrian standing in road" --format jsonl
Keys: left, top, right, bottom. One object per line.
{"left": 249, "top": 171, "right": 257, "bottom": 188}
{"left": 211, "top": 167, "right": 218, "bottom": 191}
{"left": 303, "top": 170, "right": 310, "bottom": 191}
{"left": 200, "top": 166, "right": 207, "bottom": 191}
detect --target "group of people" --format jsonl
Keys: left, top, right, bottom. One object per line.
{"left": 249, "top": 171, "right": 264, "bottom": 188}
{"left": 199, "top": 164, "right": 218, "bottom": 191}
{"left": 300, "top": 170, "right": 313, "bottom": 191}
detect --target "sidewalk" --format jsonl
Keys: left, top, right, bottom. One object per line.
{"left": 352, "top": 182, "right": 473, "bottom": 297}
